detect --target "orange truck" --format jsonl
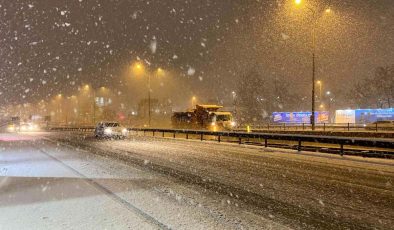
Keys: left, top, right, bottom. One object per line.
{"left": 171, "top": 104, "right": 235, "bottom": 131}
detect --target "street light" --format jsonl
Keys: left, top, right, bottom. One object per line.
{"left": 231, "top": 91, "right": 237, "bottom": 119}
{"left": 55, "top": 94, "right": 63, "bottom": 124}
{"left": 317, "top": 80, "right": 322, "bottom": 100}
{"left": 156, "top": 68, "right": 165, "bottom": 77}
{"left": 294, "top": 0, "right": 331, "bottom": 130}
{"left": 132, "top": 62, "right": 165, "bottom": 127}
{"left": 192, "top": 96, "right": 197, "bottom": 109}
{"left": 83, "top": 84, "right": 108, "bottom": 124}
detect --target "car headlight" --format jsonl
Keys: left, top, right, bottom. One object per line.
{"left": 104, "top": 128, "right": 112, "bottom": 134}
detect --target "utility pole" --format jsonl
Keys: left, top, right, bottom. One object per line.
{"left": 148, "top": 74, "right": 151, "bottom": 127}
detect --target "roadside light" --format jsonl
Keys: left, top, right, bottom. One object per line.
{"left": 192, "top": 96, "right": 197, "bottom": 108}
{"left": 157, "top": 68, "right": 164, "bottom": 76}
{"left": 132, "top": 62, "right": 144, "bottom": 75}
{"left": 295, "top": 0, "right": 302, "bottom": 5}
{"left": 246, "top": 125, "right": 251, "bottom": 133}
{"left": 325, "top": 8, "right": 331, "bottom": 13}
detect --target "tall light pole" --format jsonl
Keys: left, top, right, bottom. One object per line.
{"left": 148, "top": 73, "right": 151, "bottom": 127}
{"left": 232, "top": 91, "right": 237, "bottom": 119}
{"left": 92, "top": 89, "right": 96, "bottom": 124}
{"left": 192, "top": 96, "right": 197, "bottom": 109}
{"left": 56, "top": 94, "right": 62, "bottom": 124}
{"left": 294, "top": 0, "right": 331, "bottom": 130}
{"left": 317, "top": 80, "right": 322, "bottom": 101}
{"left": 84, "top": 84, "right": 108, "bottom": 125}
{"left": 132, "top": 63, "right": 165, "bottom": 127}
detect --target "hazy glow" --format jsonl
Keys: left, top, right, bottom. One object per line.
{"left": 132, "top": 62, "right": 145, "bottom": 76}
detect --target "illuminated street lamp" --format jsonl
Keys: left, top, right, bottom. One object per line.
{"left": 317, "top": 80, "right": 322, "bottom": 100}
{"left": 132, "top": 62, "right": 165, "bottom": 127}
{"left": 294, "top": 0, "right": 331, "bottom": 130}
{"left": 55, "top": 94, "right": 63, "bottom": 124}
{"left": 156, "top": 67, "right": 165, "bottom": 77}
{"left": 231, "top": 91, "right": 237, "bottom": 119}
{"left": 192, "top": 96, "right": 197, "bottom": 109}
{"left": 83, "top": 84, "right": 108, "bottom": 124}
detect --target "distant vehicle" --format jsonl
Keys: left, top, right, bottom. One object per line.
{"left": 94, "top": 122, "right": 128, "bottom": 138}
{"left": 7, "top": 124, "right": 18, "bottom": 132}
{"left": 19, "top": 122, "right": 39, "bottom": 132}
{"left": 365, "top": 120, "right": 394, "bottom": 130}
{"left": 6, "top": 122, "right": 39, "bottom": 132}
{"left": 172, "top": 104, "right": 236, "bottom": 131}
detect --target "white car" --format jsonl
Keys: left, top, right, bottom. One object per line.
{"left": 20, "top": 123, "right": 39, "bottom": 132}
{"left": 94, "top": 122, "right": 128, "bottom": 138}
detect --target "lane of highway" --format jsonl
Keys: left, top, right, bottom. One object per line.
{"left": 46, "top": 131, "right": 394, "bottom": 229}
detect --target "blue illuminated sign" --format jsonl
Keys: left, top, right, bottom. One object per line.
{"left": 355, "top": 108, "right": 394, "bottom": 123}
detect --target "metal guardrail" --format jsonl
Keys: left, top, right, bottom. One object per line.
{"left": 240, "top": 123, "right": 394, "bottom": 132}
{"left": 50, "top": 127, "right": 394, "bottom": 156}
{"left": 50, "top": 127, "right": 94, "bottom": 132}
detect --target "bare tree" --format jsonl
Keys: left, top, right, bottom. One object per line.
{"left": 350, "top": 65, "right": 394, "bottom": 108}
{"left": 237, "top": 66, "right": 301, "bottom": 124}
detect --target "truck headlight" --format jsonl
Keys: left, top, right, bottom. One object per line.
{"left": 211, "top": 122, "right": 216, "bottom": 126}
{"left": 231, "top": 121, "right": 236, "bottom": 127}
{"left": 104, "top": 128, "right": 112, "bottom": 134}
{"left": 122, "top": 128, "right": 128, "bottom": 134}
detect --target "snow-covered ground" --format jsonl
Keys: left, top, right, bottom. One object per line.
{"left": 47, "top": 131, "right": 394, "bottom": 229}
{"left": 0, "top": 132, "right": 288, "bottom": 229}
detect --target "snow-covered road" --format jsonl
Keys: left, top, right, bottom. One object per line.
{"left": 0, "top": 132, "right": 286, "bottom": 230}
{"left": 1, "top": 131, "right": 393, "bottom": 229}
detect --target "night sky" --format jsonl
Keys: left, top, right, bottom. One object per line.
{"left": 0, "top": 0, "right": 393, "bottom": 106}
